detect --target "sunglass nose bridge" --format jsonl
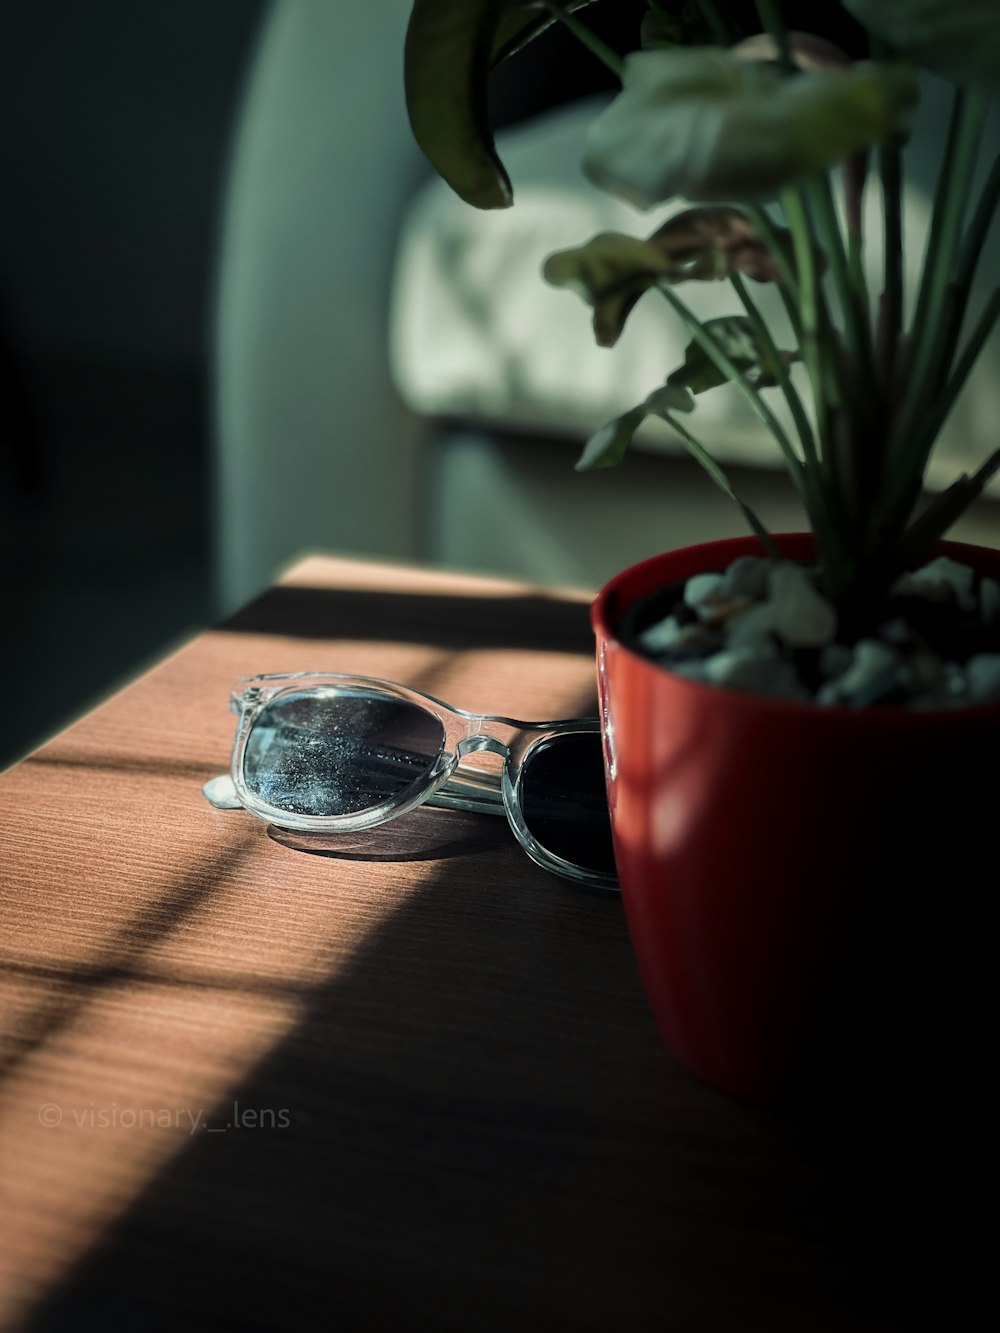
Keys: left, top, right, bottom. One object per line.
{"left": 456, "top": 735, "right": 509, "bottom": 761}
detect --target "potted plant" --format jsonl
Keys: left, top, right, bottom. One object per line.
{"left": 403, "top": 0, "right": 1000, "bottom": 1102}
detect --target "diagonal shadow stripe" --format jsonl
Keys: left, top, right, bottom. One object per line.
{"left": 218, "top": 585, "right": 597, "bottom": 655}
{"left": 25, "top": 753, "right": 220, "bottom": 781}
{"left": 0, "top": 830, "right": 260, "bottom": 1085}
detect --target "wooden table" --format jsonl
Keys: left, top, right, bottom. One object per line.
{"left": 0, "top": 556, "right": 987, "bottom": 1331}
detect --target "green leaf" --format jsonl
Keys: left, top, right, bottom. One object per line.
{"left": 842, "top": 0, "right": 1000, "bottom": 94}
{"left": 405, "top": 1, "right": 510, "bottom": 209}
{"left": 583, "top": 47, "right": 918, "bottom": 206}
{"left": 543, "top": 209, "right": 808, "bottom": 345}
{"left": 897, "top": 447, "right": 1000, "bottom": 567}
{"left": 491, "top": 1, "right": 602, "bottom": 65}
{"left": 576, "top": 376, "right": 779, "bottom": 553}
{"left": 576, "top": 407, "right": 647, "bottom": 471}
{"left": 405, "top": 1, "right": 605, "bottom": 209}
{"left": 576, "top": 384, "right": 695, "bottom": 471}
{"left": 666, "top": 316, "right": 800, "bottom": 392}
{"left": 544, "top": 234, "right": 674, "bottom": 346}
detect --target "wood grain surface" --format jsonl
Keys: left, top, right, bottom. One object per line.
{"left": 0, "top": 556, "right": 988, "bottom": 1331}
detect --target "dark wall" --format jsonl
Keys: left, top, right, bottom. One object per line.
{"left": 0, "top": 0, "right": 268, "bottom": 766}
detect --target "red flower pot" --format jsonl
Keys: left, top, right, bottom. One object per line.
{"left": 592, "top": 534, "right": 1000, "bottom": 1104}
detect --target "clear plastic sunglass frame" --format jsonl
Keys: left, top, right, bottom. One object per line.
{"left": 204, "top": 673, "right": 618, "bottom": 893}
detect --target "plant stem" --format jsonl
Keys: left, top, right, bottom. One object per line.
{"left": 727, "top": 272, "right": 851, "bottom": 574}
{"left": 731, "top": 272, "right": 817, "bottom": 467}
{"left": 780, "top": 185, "right": 865, "bottom": 586}
{"left": 893, "top": 86, "right": 988, "bottom": 449}
{"left": 691, "top": 0, "right": 733, "bottom": 46}
{"left": 754, "top": 0, "right": 792, "bottom": 69}
{"left": 780, "top": 188, "right": 828, "bottom": 447}
{"left": 905, "top": 286, "right": 1000, "bottom": 494}
{"left": 655, "top": 279, "right": 806, "bottom": 495}
{"left": 867, "top": 34, "right": 900, "bottom": 387}
{"left": 660, "top": 409, "right": 779, "bottom": 556}
{"left": 742, "top": 205, "right": 795, "bottom": 288}
{"left": 847, "top": 217, "right": 864, "bottom": 305}
{"left": 806, "top": 175, "right": 874, "bottom": 389}
{"left": 876, "top": 284, "right": 1000, "bottom": 544}
{"left": 896, "top": 445, "right": 1000, "bottom": 569}
{"left": 742, "top": 202, "right": 804, "bottom": 340}
{"left": 541, "top": 2, "right": 624, "bottom": 80}
{"left": 955, "top": 151, "right": 1000, "bottom": 294}
{"left": 942, "top": 151, "right": 1000, "bottom": 367}
{"left": 878, "top": 87, "right": 989, "bottom": 536}
{"left": 877, "top": 139, "right": 903, "bottom": 384}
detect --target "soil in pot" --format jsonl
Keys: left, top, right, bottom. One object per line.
{"left": 615, "top": 552, "right": 1000, "bottom": 711}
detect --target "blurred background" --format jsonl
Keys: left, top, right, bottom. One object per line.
{"left": 2, "top": 0, "right": 999, "bottom": 768}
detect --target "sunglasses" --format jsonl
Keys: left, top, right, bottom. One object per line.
{"left": 203, "top": 673, "right": 618, "bottom": 892}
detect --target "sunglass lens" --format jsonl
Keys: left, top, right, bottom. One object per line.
{"left": 243, "top": 688, "right": 445, "bottom": 816}
{"left": 520, "top": 734, "right": 615, "bottom": 875}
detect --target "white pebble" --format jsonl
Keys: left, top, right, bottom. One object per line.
{"left": 721, "top": 555, "right": 772, "bottom": 601}
{"left": 639, "top": 615, "right": 682, "bottom": 653}
{"left": 723, "top": 600, "right": 779, "bottom": 651}
{"left": 767, "top": 563, "right": 838, "bottom": 648}
{"left": 639, "top": 615, "right": 719, "bottom": 660}
{"left": 892, "top": 556, "right": 976, "bottom": 611}
{"left": 705, "top": 649, "right": 803, "bottom": 698}
{"left": 965, "top": 654, "right": 1000, "bottom": 702}
{"left": 683, "top": 573, "right": 725, "bottom": 615}
{"left": 837, "top": 640, "right": 899, "bottom": 699}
